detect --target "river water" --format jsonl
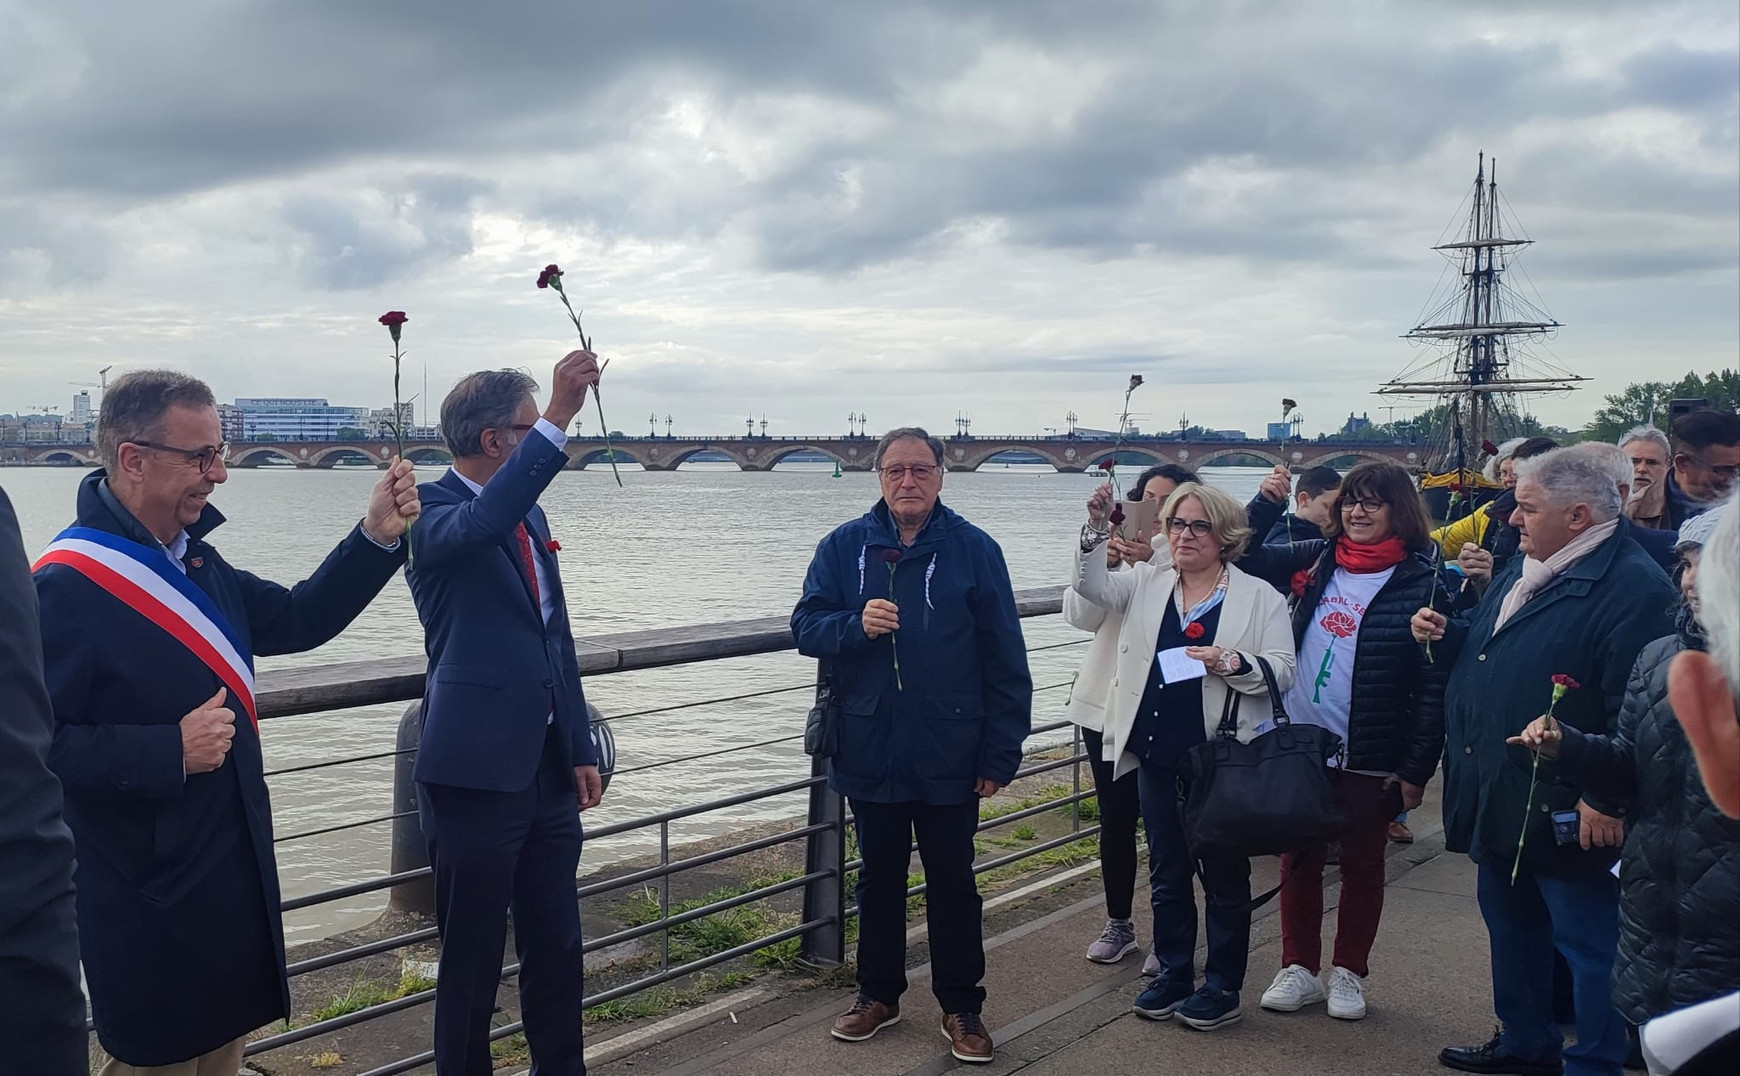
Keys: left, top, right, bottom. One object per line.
{"left": 3, "top": 461, "right": 1267, "bottom": 943}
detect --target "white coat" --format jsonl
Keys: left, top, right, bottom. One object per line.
{"left": 1067, "top": 535, "right": 1297, "bottom": 780}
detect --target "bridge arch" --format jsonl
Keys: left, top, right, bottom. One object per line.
{"left": 404, "top": 446, "right": 454, "bottom": 466}
{"left": 759, "top": 443, "right": 853, "bottom": 469}
{"left": 571, "top": 446, "right": 645, "bottom": 470}
{"left": 311, "top": 445, "right": 393, "bottom": 469}
{"left": 1301, "top": 447, "right": 1423, "bottom": 470}
{"left": 231, "top": 446, "right": 302, "bottom": 468}
{"left": 37, "top": 449, "right": 96, "bottom": 466}
{"left": 1183, "top": 446, "right": 1285, "bottom": 470}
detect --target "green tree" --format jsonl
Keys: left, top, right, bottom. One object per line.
{"left": 1584, "top": 370, "right": 1740, "bottom": 443}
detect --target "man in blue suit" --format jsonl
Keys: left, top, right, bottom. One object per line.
{"left": 408, "top": 350, "right": 605, "bottom": 1076}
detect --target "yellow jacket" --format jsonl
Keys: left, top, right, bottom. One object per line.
{"left": 1431, "top": 511, "right": 1492, "bottom": 560}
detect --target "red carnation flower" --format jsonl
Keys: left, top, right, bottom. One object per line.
{"left": 546, "top": 540, "right": 561, "bottom": 553}
{"left": 536, "top": 264, "right": 563, "bottom": 289}
{"left": 1108, "top": 504, "right": 1126, "bottom": 527}
{"left": 1551, "top": 674, "right": 1580, "bottom": 690}
{"left": 1097, "top": 457, "right": 1116, "bottom": 471}
{"left": 378, "top": 310, "right": 408, "bottom": 343}
{"left": 882, "top": 549, "right": 902, "bottom": 564}
{"left": 1183, "top": 621, "right": 1206, "bottom": 641}
{"left": 1290, "top": 568, "right": 1313, "bottom": 598}
{"left": 1482, "top": 439, "right": 1500, "bottom": 456}
{"left": 1321, "top": 610, "right": 1359, "bottom": 639}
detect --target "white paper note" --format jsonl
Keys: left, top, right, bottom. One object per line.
{"left": 1157, "top": 647, "right": 1208, "bottom": 685}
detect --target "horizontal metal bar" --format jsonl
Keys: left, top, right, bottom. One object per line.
{"left": 263, "top": 746, "right": 414, "bottom": 778}
{"left": 610, "top": 732, "right": 805, "bottom": 777}
{"left": 274, "top": 809, "right": 414, "bottom": 845}
{"left": 281, "top": 867, "right": 431, "bottom": 913}
{"left": 585, "top": 775, "right": 822, "bottom": 840}
{"left": 975, "top": 789, "right": 1094, "bottom": 833}
{"left": 577, "top": 824, "right": 830, "bottom": 902}
{"left": 584, "top": 871, "right": 825, "bottom": 954}
{"left": 287, "top": 923, "right": 439, "bottom": 978}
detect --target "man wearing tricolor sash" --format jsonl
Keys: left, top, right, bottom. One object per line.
{"left": 33, "top": 370, "right": 421, "bottom": 1075}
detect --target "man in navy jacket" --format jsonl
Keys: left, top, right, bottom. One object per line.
{"left": 407, "top": 352, "right": 603, "bottom": 1076}
{"left": 792, "top": 427, "right": 1032, "bottom": 1065}
{"left": 0, "top": 486, "right": 84, "bottom": 1075}
{"left": 34, "top": 370, "right": 419, "bottom": 1073}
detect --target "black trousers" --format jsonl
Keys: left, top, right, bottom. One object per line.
{"left": 851, "top": 799, "right": 986, "bottom": 1014}
{"left": 1081, "top": 727, "right": 1141, "bottom": 921}
{"left": 418, "top": 729, "right": 586, "bottom": 1076}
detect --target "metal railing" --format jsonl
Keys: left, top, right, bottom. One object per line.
{"left": 180, "top": 584, "right": 1094, "bottom": 1074}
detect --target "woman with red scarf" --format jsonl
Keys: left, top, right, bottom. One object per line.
{"left": 1238, "top": 461, "right": 1451, "bottom": 1024}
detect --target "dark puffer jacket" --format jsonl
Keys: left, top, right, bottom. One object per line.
{"left": 1241, "top": 497, "right": 1452, "bottom": 785}
{"left": 1551, "top": 633, "right": 1740, "bottom": 1025}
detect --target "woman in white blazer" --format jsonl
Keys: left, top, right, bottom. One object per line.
{"left": 1073, "top": 480, "right": 1296, "bottom": 1033}
{"left": 1064, "top": 464, "right": 1195, "bottom": 970}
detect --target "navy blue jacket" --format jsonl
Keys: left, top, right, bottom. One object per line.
{"left": 35, "top": 472, "right": 406, "bottom": 1065}
{"left": 406, "top": 429, "right": 596, "bottom": 792}
{"left": 792, "top": 500, "right": 1032, "bottom": 804}
{"left": 1432, "top": 518, "right": 1675, "bottom": 879}
{"left": 0, "top": 487, "right": 84, "bottom": 1075}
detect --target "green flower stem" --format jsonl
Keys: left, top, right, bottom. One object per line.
{"left": 887, "top": 563, "right": 903, "bottom": 690}
{"left": 391, "top": 339, "right": 414, "bottom": 564}
{"left": 552, "top": 283, "right": 622, "bottom": 487}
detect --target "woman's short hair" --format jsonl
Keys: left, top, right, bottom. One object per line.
{"left": 1321, "top": 461, "right": 1435, "bottom": 549}
{"left": 1160, "top": 482, "right": 1254, "bottom": 563}
{"left": 1126, "top": 463, "right": 1197, "bottom": 501}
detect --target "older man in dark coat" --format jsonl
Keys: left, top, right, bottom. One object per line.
{"left": 34, "top": 370, "right": 419, "bottom": 1073}
{"left": 793, "top": 426, "right": 1032, "bottom": 1066}
{"left": 0, "top": 486, "right": 85, "bottom": 1075}
{"left": 1416, "top": 448, "right": 1675, "bottom": 1076}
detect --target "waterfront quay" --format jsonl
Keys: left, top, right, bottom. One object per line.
{"left": 122, "top": 582, "right": 1495, "bottom": 1076}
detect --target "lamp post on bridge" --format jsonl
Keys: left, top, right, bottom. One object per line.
{"left": 665, "top": 414, "right": 673, "bottom": 438}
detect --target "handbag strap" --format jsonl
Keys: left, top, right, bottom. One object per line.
{"left": 1247, "top": 653, "right": 1289, "bottom": 727}
{"left": 1213, "top": 652, "right": 1288, "bottom": 738}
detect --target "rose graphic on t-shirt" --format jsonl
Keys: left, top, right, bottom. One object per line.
{"left": 1313, "top": 610, "right": 1359, "bottom": 703}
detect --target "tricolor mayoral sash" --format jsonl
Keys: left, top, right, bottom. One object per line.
{"left": 35, "top": 526, "right": 259, "bottom": 727}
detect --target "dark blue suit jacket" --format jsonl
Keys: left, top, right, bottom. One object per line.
{"left": 36, "top": 472, "right": 407, "bottom": 1065}
{"left": 0, "top": 486, "right": 85, "bottom": 1075}
{"left": 407, "top": 429, "right": 596, "bottom": 792}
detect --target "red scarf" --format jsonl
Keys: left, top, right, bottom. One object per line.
{"left": 1335, "top": 535, "right": 1408, "bottom": 574}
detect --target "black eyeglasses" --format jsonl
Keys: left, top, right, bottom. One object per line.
{"left": 1680, "top": 453, "right": 1740, "bottom": 479}
{"left": 1165, "top": 517, "right": 1214, "bottom": 538}
{"left": 132, "top": 440, "right": 227, "bottom": 473}
{"left": 879, "top": 464, "right": 938, "bottom": 482}
{"left": 1339, "top": 495, "right": 1388, "bottom": 513}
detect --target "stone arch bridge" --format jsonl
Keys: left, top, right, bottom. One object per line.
{"left": 2, "top": 437, "right": 1427, "bottom": 473}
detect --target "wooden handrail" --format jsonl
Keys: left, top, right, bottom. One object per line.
{"left": 256, "top": 584, "right": 1068, "bottom": 719}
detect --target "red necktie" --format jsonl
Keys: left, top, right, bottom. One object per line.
{"left": 515, "top": 522, "right": 541, "bottom": 608}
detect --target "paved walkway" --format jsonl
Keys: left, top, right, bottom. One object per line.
{"left": 587, "top": 822, "right": 1496, "bottom": 1076}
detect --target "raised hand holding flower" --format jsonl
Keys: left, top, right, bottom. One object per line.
{"left": 377, "top": 311, "right": 414, "bottom": 559}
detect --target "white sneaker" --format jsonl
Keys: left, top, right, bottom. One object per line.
{"left": 1260, "top": 964, "right": 1326, "bottom": 1012}
{"left": 1326, "top": 967, "right": 1367, "bottom": 1021}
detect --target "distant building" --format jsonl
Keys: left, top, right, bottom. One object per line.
{"left": 233, "top": 398, "right": 369, "bottom": 440}
{"left": 216, "top": 404, "right": 246, "bottom": 443}
{"left": 72, "top": 391, "right": 92, "bottom": 423}
{"left": 365, "top": 404, "right": 417, "bottom": 439}
{"left": 1266, "top": 422, "right": 1293, "bottom": 441}
{"left": 1208, "top": 429, "right": 1248, "bottom": 441}
{"left": 1340, "top": 411, "right": 1373, "bottom": 436}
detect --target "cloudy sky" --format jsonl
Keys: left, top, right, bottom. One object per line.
{"left": 2, "top": 0, "right": 1735, "bottom": 439}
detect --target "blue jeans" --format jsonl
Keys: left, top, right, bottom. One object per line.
{"left": 1476, "top": 861, "right": 1626, "bottom": 1076}
{"left": 1137, "top": 761, "right": 1252, "bottom": 994}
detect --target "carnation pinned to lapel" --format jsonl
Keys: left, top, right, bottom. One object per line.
{"left": 546, "top": 539, "right": 562, "bottom": 553}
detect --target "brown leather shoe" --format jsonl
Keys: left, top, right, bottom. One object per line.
{"left": 942, "top": 1012, "right": 993, "bottom": 1064}
{"left": 1388, "top": 821, "right": 1414, "bottom": 844}
{"left": 831, "top": 994, "right": 900, "bottom": 1041}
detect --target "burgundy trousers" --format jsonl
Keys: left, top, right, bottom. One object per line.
{"left": 1278, "top": 770, "right": 1392, "bottom": 977}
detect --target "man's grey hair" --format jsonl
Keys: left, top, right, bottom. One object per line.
{"left": 1563, "top": 441, "right": 1632, "bottom": 497}
{"left": 1618, "top": 425, "right": 1671, "bottom": 457}
{"left": 874, "top": 427, "right": 945, "bottom": 470}
{"left": 95, "top": 369, "right": 217, "bottom": 472}
{"left": 441, "top": 369, "right": 540, "bottom": 458}
{"left": 1696, "top": 495, "right": 1740, "bottom": 701}
{"left": 1515, "top": 447, "right": 1623, "bottom": 523}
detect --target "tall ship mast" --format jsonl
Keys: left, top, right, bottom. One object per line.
{"left": 1379, "top": 153, "right": 1586, "bottom": 510}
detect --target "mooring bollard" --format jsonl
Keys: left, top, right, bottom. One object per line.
{"left": 386, "top": 699, "right": 616, "bottom": 918}
{"left": 387, "top": 701, "right": 434, "bottom": 917}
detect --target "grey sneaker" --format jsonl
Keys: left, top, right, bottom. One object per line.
{"left": 1086, "top": 918, "right": 1138, "bottom": 964}
{"left": 1142, "top": 946, "right": 1162, "bottom": 976}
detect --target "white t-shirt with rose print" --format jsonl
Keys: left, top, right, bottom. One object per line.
{"left": 1275, "top": 566, "right": 1395, "bottom": 776}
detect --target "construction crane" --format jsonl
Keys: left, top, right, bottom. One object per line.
{"left": 69, "top": 365, "right": 115, "bottom": 395}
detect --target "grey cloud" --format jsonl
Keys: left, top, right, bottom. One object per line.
{"left": 280, "top": 175, "right": 488, "bottom": 290}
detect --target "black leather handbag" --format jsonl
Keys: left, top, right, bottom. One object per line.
{"left": 803, "top": 660, "right": 841, "bottom": 758}
{"left": 1179, "top": 654, "right": 1347, "bottom": 860}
